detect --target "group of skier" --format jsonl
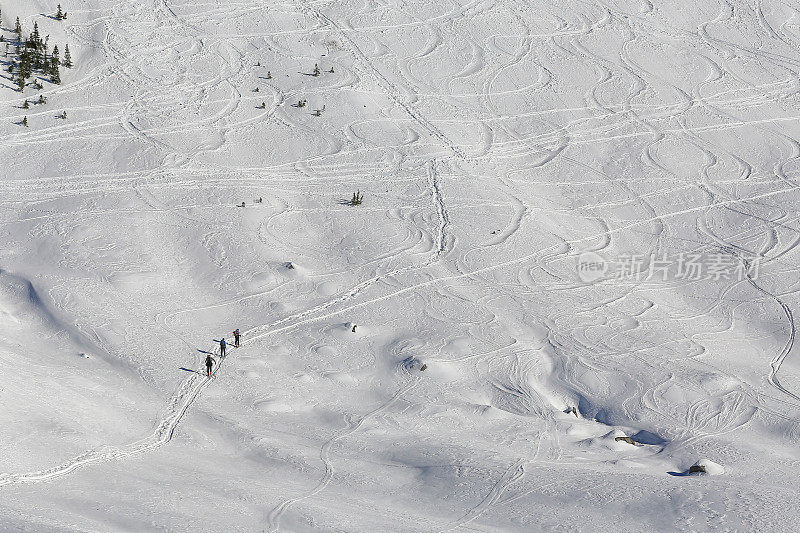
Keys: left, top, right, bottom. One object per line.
{"left": 205, "top": 328, "right": 241, "bottom": 377}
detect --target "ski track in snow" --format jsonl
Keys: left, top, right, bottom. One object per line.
{"left": 266, "top": 378, "right": 420, "bottom": 532}
{"left": 746, "top": 265, "right": 800, "bottom": 402}
{"left": 437, "top": 459, "right": 526, "bottom": 533}
{"left": 427, "top": 159, "right": 450, "bottom": 257}
{"left": 0, "top": 344, "right": 224, "bottom": 487}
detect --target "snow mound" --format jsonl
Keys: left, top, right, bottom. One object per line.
{"left": 0, "top": 270, "right": 55, "bottom": 328}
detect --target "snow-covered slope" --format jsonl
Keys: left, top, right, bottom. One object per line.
{"left": 2, "top": 0, "right": 800, "bottom": 530}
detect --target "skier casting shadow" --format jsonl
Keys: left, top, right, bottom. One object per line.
{"left": 205, "top": 353, "right": 215, "bottom": 377}
{"left": 220, "top": 337, "right": 227, "bottom": 357}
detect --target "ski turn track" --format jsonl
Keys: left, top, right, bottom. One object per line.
{"left": 266, "top": 378, "right": 419, "bottom": 532}
{"left": 0, "top": 346, "right": 225, "bottom": 487}
{"left": 745, "top": 263, "right": 800, "bottom": 403}
{"left": 438, "top": 459, "right": 526, "bottom": 533}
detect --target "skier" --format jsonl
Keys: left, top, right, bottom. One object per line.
{"left": 233, "top": 329, "right": 240, "bottom": 347}
{"left": 220, "top": 337, "right": 227, "bottom": 357}
{"left": 205, "top": 353, "right": 215, "bottom": 377}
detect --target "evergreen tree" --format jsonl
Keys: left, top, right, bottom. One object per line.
{"left": 51, "top": 64, "right": 61, "bottom": 84}
{"left": 63, "top": 44, "right": 72, "bottom": 67}
{"left": 18, "top": 47, "right": 33, "bottom": 79}
{"left": 50, "top": 45, "right": 60, "bottom": 76}
{"left": 46, "top": 45, "right": 58, "bottom": 77}
{"left": 28, "top": 24, "right": 44, "bottom": 70}
{"left": 56, "top": 5, "right": 64, "bottom": 20}
{"left": 15, "top": 17, "right": 22, "bottom": 41}
{"left": 50, "top": 54, "right": 59, "bottom": 77}
{"left": 22, "top": 116, "right": 28, "bottom": 127}
{"left": 22, "top": 100, "right": 29, "bottom": 109}
{"left": 31, "top": 22, "right": 40, "bottom": 46}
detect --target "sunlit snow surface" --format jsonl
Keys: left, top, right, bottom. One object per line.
{"left": 1, "top": 0, "right": 800, "bottom": 530}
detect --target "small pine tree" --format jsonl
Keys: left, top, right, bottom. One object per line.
{"left": 51, "top": 64, "right": 61, "bottom": 84}
{"left": 49, "top": 45, "right": 60, "bottom": 77}
{"left": 22, "top": 116, "right": 28, "bottom": 127}
{"left": 313, "top": 63, "right": 320, "bottom": 77}
{"left": 22, "top": 100, "right": 29, "bottom": 109}
{"left": 63, "top": 44, "right": 72, "bottom": 67}
{"left": 15, "top": 17, "right": 22, "bottom": 40}
{"left": 56, "top": 4, "right": 64, "bottom": 20}
{"left": 38, "top": 95, "right": 46, "bottom": 104}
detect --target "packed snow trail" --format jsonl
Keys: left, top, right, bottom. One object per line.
{"left": 0, "top": 344, "right": 224, "bottom": 487}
